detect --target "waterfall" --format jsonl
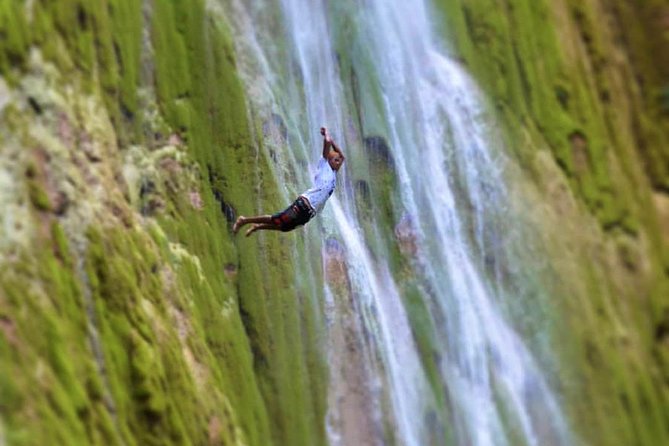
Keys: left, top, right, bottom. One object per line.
{"left": 223, "top": 0, "right": 574, "bottom": 444}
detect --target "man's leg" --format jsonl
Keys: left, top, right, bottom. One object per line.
{"left": 233, "top": 214, "right": 273, "bottom": 233}
{"left": 245, "top": 223, "right": 282, "bottom": 237}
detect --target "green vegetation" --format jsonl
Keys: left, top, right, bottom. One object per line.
{"left": 0, "top": 1, "right": 327, "bottom": 445}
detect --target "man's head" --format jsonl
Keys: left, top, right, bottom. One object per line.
{"left": 328, "top": 152, "right": 344, "bottom": 171}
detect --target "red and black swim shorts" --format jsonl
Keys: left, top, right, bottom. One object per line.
{"left": 271, "top": 196, "right": 315, "bottom": 232}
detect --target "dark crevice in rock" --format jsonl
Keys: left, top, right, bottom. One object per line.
{"left": 28, "top": 96, "right": 43, "bottom": 115}
{"left": 77, "top": 5, "right": 88, "bottom": 30}
{"left": 212, "top": 189, "right": 236, "bottom": 223}
{"left": 207, "top": 166, "right": 236, "bottom": 223}
{"left": 139, "top": 179, "right": 155, "bottom": 198}
{"left": 363, "top": 136, "right": 395, "bottom": 170}
{"left": 139, "top": 179, "right": 164, "bottom": 216}
{"left": 555, "top": 85, "right": 570, "bottom": 109}
{"left": 652, "top": 183, "right": 669, "bottom": 195}
{"left": 655, "top": 310, "right": 669, "bottom": 343}
{"left": 121, "top": 103, "right": 135, "bottom": 122}
{"left": 113, "top": 41, "right": 123, "bottom": 73}
{"left": 355, "top": 180, "right": 370, "bottom": 205}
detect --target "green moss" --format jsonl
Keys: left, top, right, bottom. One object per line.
{"left": 28, "top": 179, "right": 51, "bottom": 211}
{"left": 50, "top": 222, "right": 73, "bottom": 267}
{"left": 0, "top": 231, "right": 96, "bottom": 445}
{"left": 0, "top": 1, "right": 30, "bottom": 77}
{"left": 151, "top": 0, "right": 193, "bottom": 131}
{"left": 109, "top": 0, "right": 142, "bottom": 113}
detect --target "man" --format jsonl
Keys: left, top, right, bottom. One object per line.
{"left": 233, "top": 127, "right": 345, "bottom": 237}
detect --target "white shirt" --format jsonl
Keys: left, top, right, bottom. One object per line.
{"left": 300, "top": 157, "right": 337, "bottom": 215}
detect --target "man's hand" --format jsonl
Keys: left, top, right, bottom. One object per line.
{"left": 322, "top": 127, "right": 333, "bottom": 144}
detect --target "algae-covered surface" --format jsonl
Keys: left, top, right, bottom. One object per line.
{"left": 0, "top": 1, "right": 326, "bottom": 445}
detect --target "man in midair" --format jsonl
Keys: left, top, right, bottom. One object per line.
{"left": 233, "top": 127, "right": 345, "bottom": 236}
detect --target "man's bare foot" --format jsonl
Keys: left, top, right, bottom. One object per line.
{"left": 245, "top": 224, "right": 260, "bottom": 237}
{"left": 233, "top": 216, "right": 246, "bottom": 234}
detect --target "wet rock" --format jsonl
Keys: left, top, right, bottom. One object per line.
{"left": 325, "top": 236, "right": 345, "bottom": 257}
{"left": 222, "top": 203, "right": 236, "bottom": 223}
{"left": 354, "top": 180, "right": 370, "bottom": 204}
{"left": 324, "top": 237, "right": 349, "bottom": 289}
{"left": 394, "top": 213, "right": 419, "bottom": 258}
{"left": 212, "top": 189, "right": 236, "bottom": 223}
{"left": 325, "top": 234, "right": 378, "bottom": 446}
{"left": 262, "top": 113, "right": 288, "bottom": 144}
{"left": 363, "top": 135, "right": 395, "bottom": 169}
{"left": 345, "top": 116, "right": 360, "bottom": 145}
{"left": 354, "top": 180, "right": 374, "bottom": 223}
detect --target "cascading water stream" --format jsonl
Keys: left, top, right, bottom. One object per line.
{"left": 223, "top": 0, "right": 574, "bottom": 444}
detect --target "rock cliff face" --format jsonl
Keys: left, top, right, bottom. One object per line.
{"left": 0, "top": 1, "right": 667, "bottom": 445}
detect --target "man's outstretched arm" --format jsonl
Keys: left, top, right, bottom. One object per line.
{"left": 331, "top": 138, "right": 345, "bottom": 160}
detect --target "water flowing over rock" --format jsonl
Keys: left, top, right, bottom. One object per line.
{"left": 1, "top": 0, "right": 667, "bottom": 445}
